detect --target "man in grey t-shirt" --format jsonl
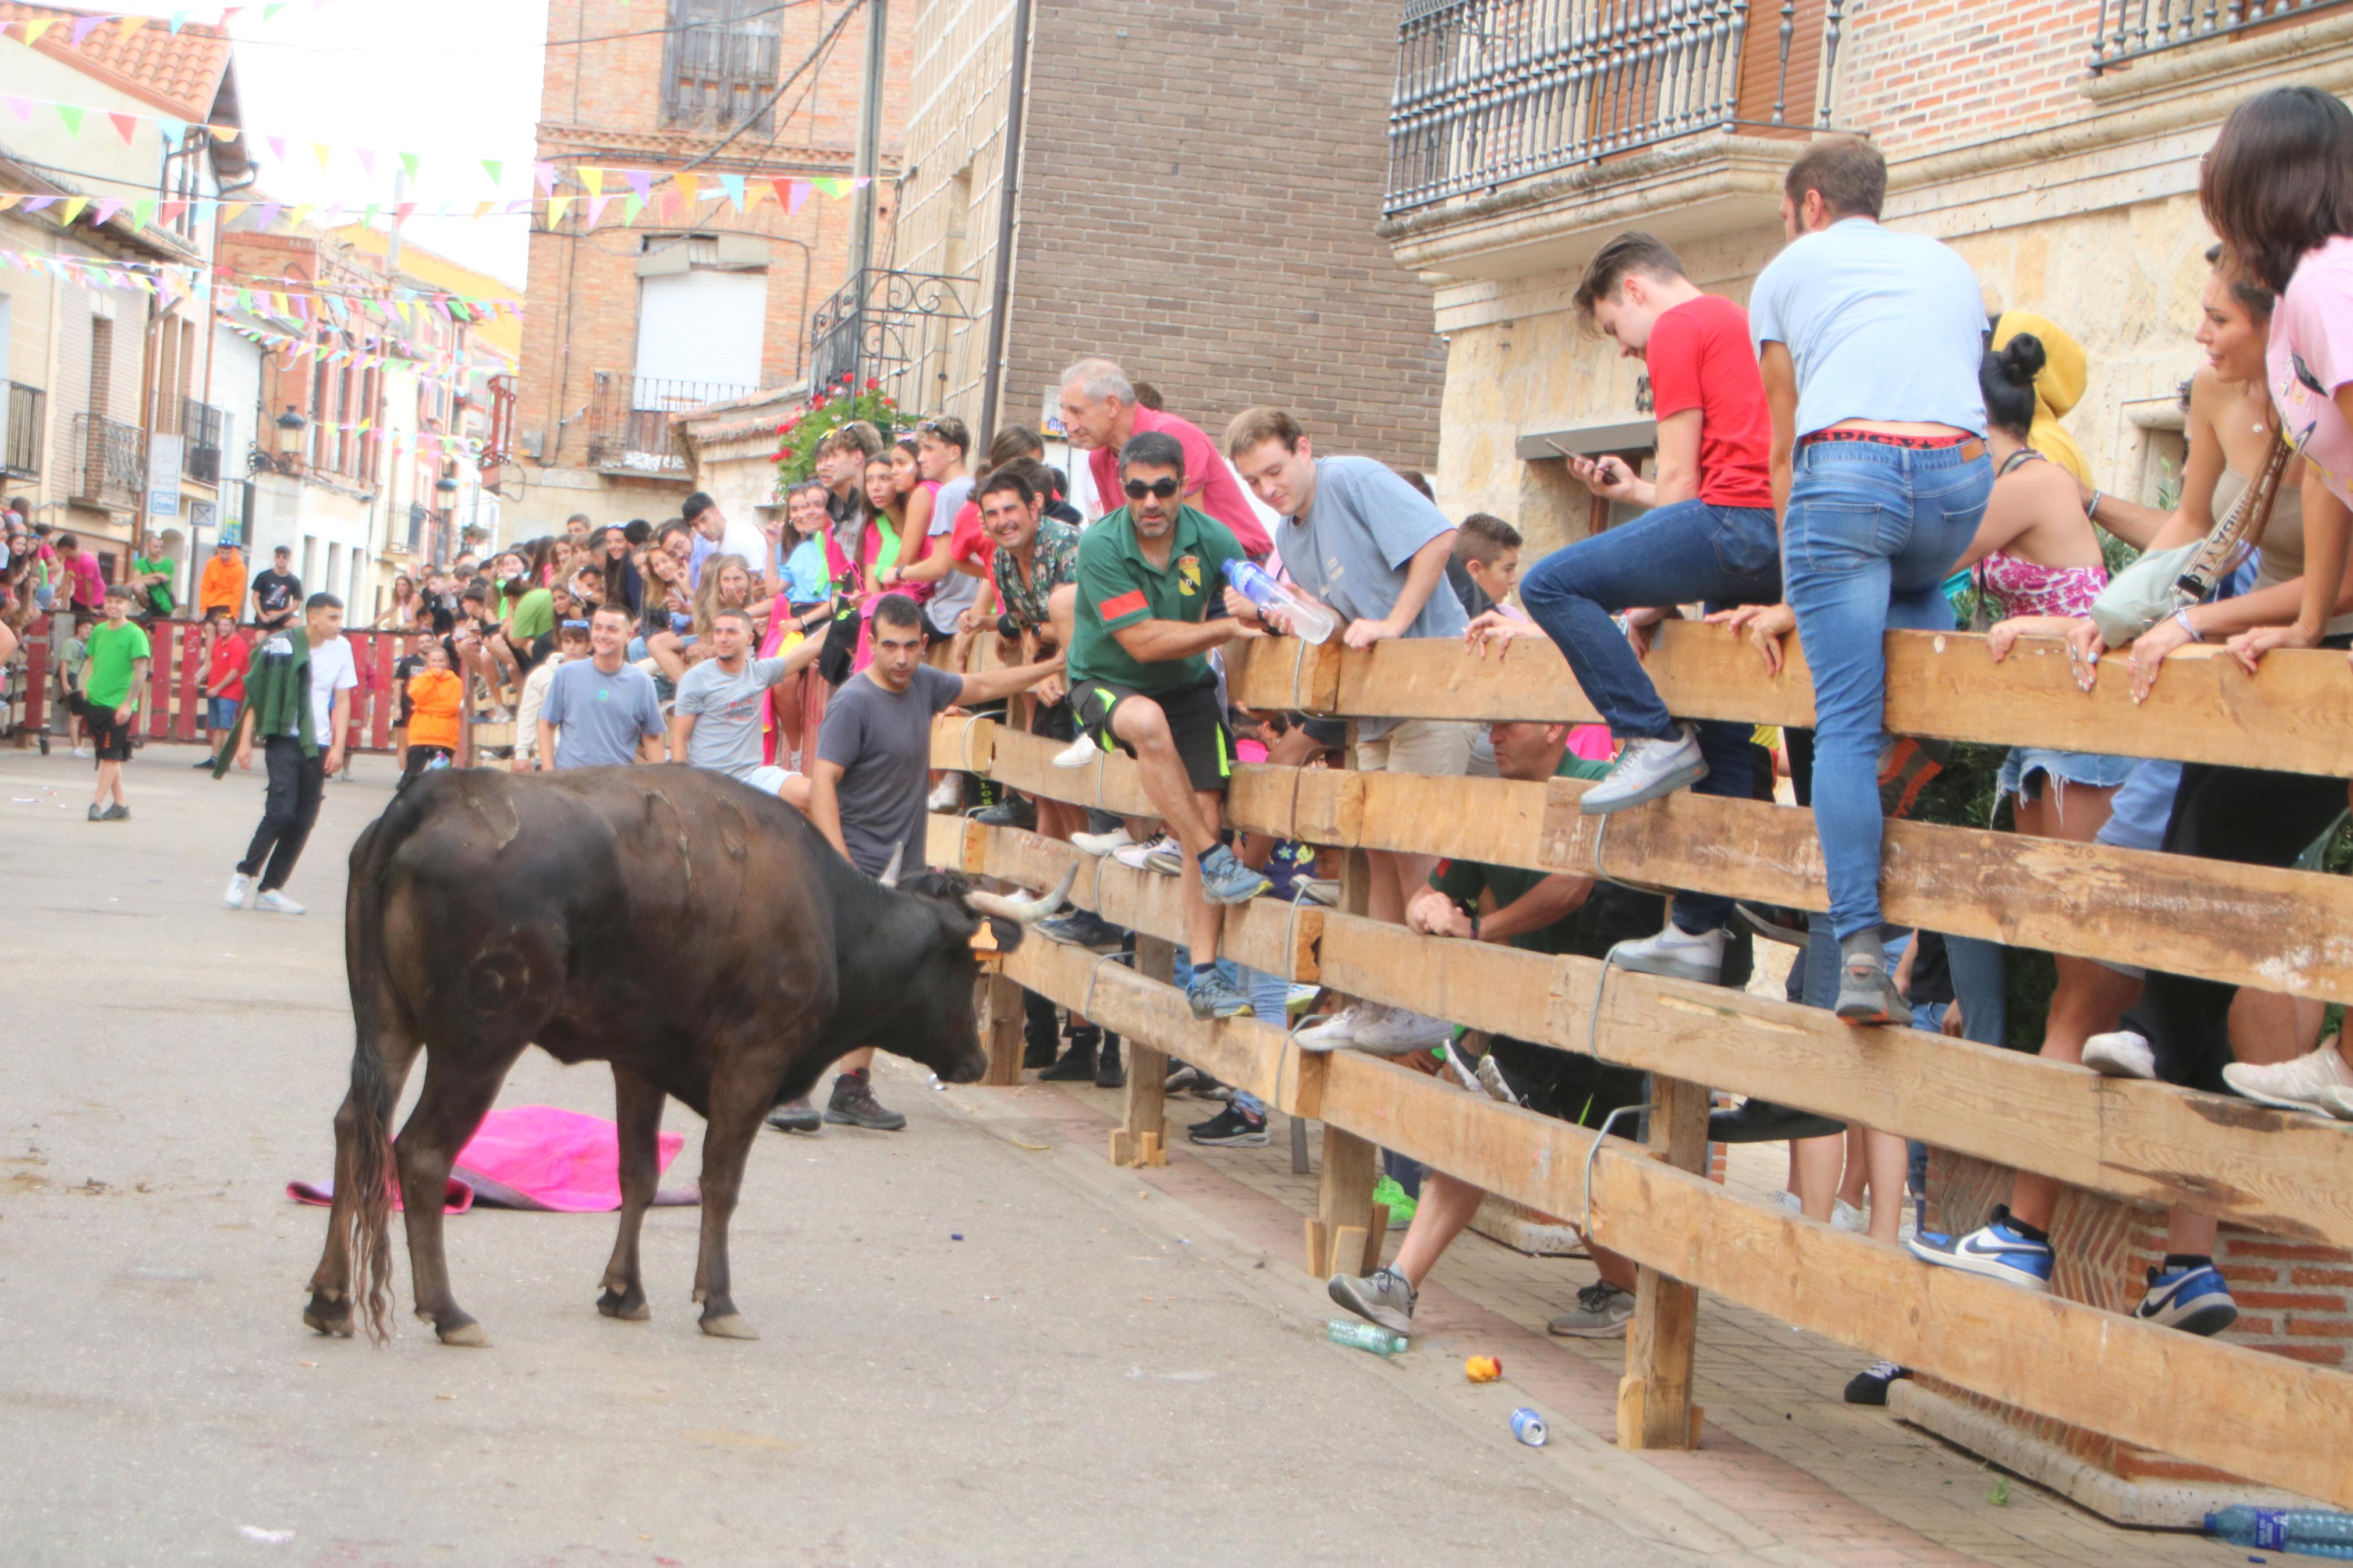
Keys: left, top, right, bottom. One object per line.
{"left": 670, "top": 606, "right": 826, "bottom": 806}
{"left": 538, "top": 602, "right": 668, "bottom": 768}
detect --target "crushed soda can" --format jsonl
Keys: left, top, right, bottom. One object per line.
{"left": 1510, "top": 1407, "right": 1548, "bottom": 1446}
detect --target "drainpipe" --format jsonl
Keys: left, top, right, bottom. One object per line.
{"left": 975, "top": 0, "right": 1032, "bottom": 451}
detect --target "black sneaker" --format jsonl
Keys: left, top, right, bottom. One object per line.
{"left": 967, "top": 795, "right": 1037, "bottom": 830}
{"left": 766, "top": 1096, "right": 822, "bottom": 1135}
{"left": 101, "top": 803, "right": 129, "bottom": 822}
{"left": 824, "top": 1069, "right": 907, "bottom": 1131}
{"left": 1165, "top": 1064, "right": 1206, "bottom": 1094}
{"left": 1094, "top": 1035, "right": 1126, "bottom": 1089}
{"left": 1843, "top": 1361, "right": 1910, "bottom": 1406}
{"left": 1023, "top": 994, "right": 1062, "bottom": 1069}
{"left": 1188, "top": 1103, "right": 1268, "bottom": 1146}
{"left": 1710, "top": 1098, "right": 1846, "bottom": 1144}
{"left": 1039, "top": 1027, "right": 1100, "bottom": 1082}
{"left": 1038, "top": 908, "right": 1126, "bottom": 950}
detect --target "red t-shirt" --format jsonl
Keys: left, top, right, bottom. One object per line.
{"left": 1645, "top": 294, "right": 1774, "bottom": 509}
{"left": 947, "top": 502, "right": 995, "bottom": 576}
{"left": 1086, "top": 406, "right": 1273, "bottom": 559}
{"left": 207, "top": 632, "right": 251, "bottom": 701}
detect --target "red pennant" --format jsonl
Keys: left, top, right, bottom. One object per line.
{"left": 108, "top": 112, "right": 138, "bottom": 144}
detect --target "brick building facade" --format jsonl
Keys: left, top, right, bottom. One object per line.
{"left": 890, "top": 0, "right": 1443, "bottom": 471}
{"left": 509, "top": 0, "right": 908, "bottom": 533}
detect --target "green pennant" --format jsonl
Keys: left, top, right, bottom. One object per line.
{"left": 622, "top": 194, "right": 642, "bottom": 226}
{"left": 56, "top": 104, "right": 83, "bottom": 137}
{"left": 129, "top": 198, "right": 155, "bottom": 229}
{"left": 399, "top": 151, "right": 421, "bottom": 182}
{"left": 364, "top": 202, "right": 381, "bottom": 226}
{"left": 481, "top": 158, "right": 503, "bottom": 187}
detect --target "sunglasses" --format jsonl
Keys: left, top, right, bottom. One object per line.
{"left": 1123, "top": 478, "right": 1180, "bottom": 500}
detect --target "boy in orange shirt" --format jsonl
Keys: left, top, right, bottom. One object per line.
{"left": 397, "top": 639, "right": 463, "bottom": 790}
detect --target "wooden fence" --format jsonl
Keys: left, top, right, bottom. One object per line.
{"left": 927, "top": 623, "right": 2353, "bottom": 1507}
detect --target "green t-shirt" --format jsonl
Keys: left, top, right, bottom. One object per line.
{"left": 82, "top": 620, "right": 152, "bottom": 710}
{"left": 132, "top": 554, "right": 174, "bottom": 616}
{"left": 1427, "top": 752, "right": 1638, "bottom": 957}
{"left": 1066, "top": 504, "right": 1246, "bottom": 695}
{"left": 507, "top": 586, "right": 556, "bottom": 644}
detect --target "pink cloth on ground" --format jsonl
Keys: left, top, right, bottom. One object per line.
{"left": 287, "top": 1104, "right": 693, "bottom": 1214}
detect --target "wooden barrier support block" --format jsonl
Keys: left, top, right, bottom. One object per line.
{"left": 1309, "top": 1124, "right": 1379, "bottom": 1277}
{"left": 1303, "top": 1217, "right": 1331, "bottom": 1278}
{"left": 1364, "top": 1203, "right": 1390, "bottom": 1273}
{"left": 1138, "top": 1130, "right": 1166, "bottom": 1168}
{"left": 1331, "top": 1225, "right": 1368, "bottom": 1283}
{"left": 979, "top": 973, "right": 1024, "bottom": 1088}
{"left": 1109, "top": 1130, "right": 1135, "bottom": 1167}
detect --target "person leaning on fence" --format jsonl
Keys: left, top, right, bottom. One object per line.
{"left": 1060, "top": 357, "right": 1274, "bottom": 557}
{"left": 1225, "top": 405, "right": 1472, "bottom": 1053}
{"left": 1326, "top": 717, "right": 1693, "bottom": 1341}
{"left": 195, "top": 606, "right": 249, "bottom": 767}
{"left": 217, "top": 592, "right": 356, "bottom": 916}
{"left": 1061, "top": 429, "right": 1270, "bottom": 1021}
{"left": 198, "top": 538, "right": 244, "bottom": 623}
{"left": 1715, "top": 135, "right": 1993, "bottom": 1024}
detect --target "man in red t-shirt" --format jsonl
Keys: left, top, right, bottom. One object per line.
{"left": 1057, "top": 357, "right": 1272, "bottom": 559}
{"left": 1496, "top": 231, "right": 1781, "bottom": 986}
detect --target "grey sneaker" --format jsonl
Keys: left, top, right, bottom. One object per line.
{"left": 824, "top": 1069, "right": 907, "bottom": 1130}
{"left": 101, "top": 803, "right": 129, "bottom": 822}
{"left": 1038, "top": 908, "right": 1126, "bottom": 950}
{"left": 766, "top": 1096, "right": 822, "bottom": 1134}
{"left": 1609, "top": 922, "right": 1724, "bottom": 983}
{"left": 1186, "top": 969, "right": 1255, "bottom": 1020}
{"left": 1197, "top": 845, "right": 1272, "bottom": 905}
{"left": 2081, "top": 1029, "right": 2156, "bottom": 1079}
{"left": 1577, "top": 724, "right": 1706, "bottom": 815}
{"left": 86, "top": 802, "right": 105, "bottom": 821}
{"left": 1834, "top": 944, "right": 1905, "bottom": 1025}
{"left": 1328, "top": 1265, "right": 1416, "bottom": 1336}
{"left": 1144, "top": 844, "right": 1184, "bottom": 876}
{"left": 1548, "top": 1280, "right": 1636, "bottom": 1338}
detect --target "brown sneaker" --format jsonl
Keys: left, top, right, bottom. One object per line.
{"left": 824, "top": 1069, "right": 907, "bottom": 1132}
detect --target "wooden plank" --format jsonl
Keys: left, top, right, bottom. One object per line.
{"left": 1312, "top": 1125, "right": 1380, "bottom": 1278}
{"left": 1623, "top": 1076, "right": 1708, "bottom": 1450}
{"left": 1308, "top": 911, "right": 2353, "bottom": 1249}
{"left": 978, "top": 972, "right": 1024, "bottom": 1087}
{"left": 996, "top": 940, "right": 1290, "bottom": 1114}
{"left": 1123, "top": 937, "right": 1176, "bottom": 1167}
{"left": 1227, "top": 620, "right": 2353, "bottom": 778}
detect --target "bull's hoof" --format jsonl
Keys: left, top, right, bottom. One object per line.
{"left": 301, "top": 1292, "right": 354, "bottom": 1338}
{"left": 435, "top": 1316, "right": 491, "bottom": 1348}
{"left": 596, "top": 1286, "right": 652, "bottom": 1322}
{"left": 698, "top": 1311, "right": 760, "bottom": 1341}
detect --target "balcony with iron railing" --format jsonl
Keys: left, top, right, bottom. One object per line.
{"left": 1384, "top": 0, "right": 1848, "bottom": 217}
{"left": 70, "top": 413, "right": 144, "bottom": 514}
{"left": 806, "top": 269, "right": 978, "bottom": 414}
{"left": 2089, "top": 0, "right": 2353, "bottom": 72}
{"left": 584, "top": 374, "right": 759, "bottom": 475}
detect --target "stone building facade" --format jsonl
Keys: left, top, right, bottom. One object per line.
{"left": 1383, "top": 0, "right": 2353, "bottom": 557}
{"left": 889, "top": 0, "right": 1445, "bottom": 472}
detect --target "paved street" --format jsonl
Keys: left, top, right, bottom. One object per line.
{"left": 0, "top": 742, "right": 1694, "bottom": 1568}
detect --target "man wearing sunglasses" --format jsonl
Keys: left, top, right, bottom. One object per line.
{"left": 1066, "top": 431, "right": 1268, "bottom": 1020}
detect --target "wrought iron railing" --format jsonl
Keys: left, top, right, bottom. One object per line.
{"left": 182, "top": 397, "right": 226, "bottom": 484}
{"left": 5, "top": 382, "right": 42, "bottom": 477}
{"left": 1385, "top": 0, "right": 1847, "bottom": 214}
{"left": 584, "top": 374, "right": 757, "bottom": 474}
{"left": 2089, "top": 0, "right": 2351, "bottom": 71}
{"left": 70, "top": 412, "right": 144, "bottom": 512}
{"left": 806, "top": 268, "right": 978, "bottom": 411}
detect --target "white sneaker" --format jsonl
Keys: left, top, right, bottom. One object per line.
{"left": 1050, "top": 733, "right": 1098, "bottom": 769}
{"left": 1112, "top": 833, "right": 1177, "bottom": 873}
{"left": 1352, "top": 1007, "right": 1456, "bottom": 1055}
{"left": 1773, "top": 1190, "right": 1802, "bottom": 1215}
{"left": 254, "top": 888, "right": 307, "bottom": 916}
{"left": 71, "top": 746, "right": 91, "bottom": 759}
{"left": 1071, "top": 825, "right": 1136, "bottom": 858}
{"left": 928, "top": 776, "right": 963, "bottom": 812}
{"left": 1296, "top": 1002, "right": 1380, "bottom": 1054}
{"left": 1576, "top": 724, "right": 1706, "bottom": 815}
{"left": 2322, "top": 1085, "right": 2353, "bottom": 1122}
{"left": 223, "top": 871, "right": 253, "bottom": 909}
{"left": 1832, "top": 1198, "right": 1869, "bottom": 1233}
{"left": 1609, "top": 922, "right": 1726, "bottom": 984}
{"left": 2223, "top": 1040, "right": 2353, "bottom": 1114}
{"left": 2082, "top": 1029, "right": 2155, "bottom": 1079}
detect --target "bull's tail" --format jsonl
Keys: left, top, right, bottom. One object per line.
{"left": 342, "top": 796, "right": 427, "bottom": 1343}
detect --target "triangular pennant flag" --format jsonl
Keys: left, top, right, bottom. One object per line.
{"left": 266, "top": 134, "right": 287, "bottom": 162}
{"left": 289, "top": 204, "right": 314, "bottom": 228}
{"left": 625, "top": 169, "right": 651, "bottom": 199}
{"left": 70, "top": 15, "right": 106, "bottom": 45}
{"left": 129, "top": 199, "right": 155, "bottom": 229}
{"left": 546, "top": 194, "right": 571, "bottom": 224}
{"left": 357, "top": 148, "right": 377, "bottom": 178}
{"left": 118, "top": 13, "right": 145, "bottom": 41}
{"left": 161, "top": 200, "right": 187, "bottom": 225}
{"left": 532, "top": 162, "right": 556, "bottom": 195}
{"left": 718, "top": 174, "right": 745, "bottom": 212}
{"left": 787, "top": 179, "right": 811, "bottom": 214}
{"left": 60, "top": 196, "right": 88, "bottom": 223}
{"left": 474, "top": 200, "right": 495, "bottom": 219}
{"left": 22, "top": 18, "right": 55, "bottom": 44}
{"left": 852, "top": 176, "right": 872, "bottom": 190}
{"left": 0, "top": 194, "right": 21, "bottom": 212}
{"left": 168, "top": 10, "right": 189, "bottom": 34}
{"left": 23, "top": 195, "right": 56, "bottom": 212}
{"left": 673, "top": 172, "right": 698, "bottom": 206}
{"left": 2, "top": 95, "right": 30, "bottom": 123}
{"left": 94, "top": 199, "right": 124, "bottom": 226}
{"left": 767, "top": 177, "right": 792, "bottom": 209}
{"left": 481, "top": 158, "right": 503, "bottom": 187}
{"left": 157, "top": 116, "right": 186, "bottom": 147}
{"left": 621, "top": 194, "right": 643, "bottom": 226}
{"left": 109, "top": 113, "right": 139, "bottom": 144}
{"left": 221, "top": 200, "right": 251, "bottom": 223}
{"left": 399, "top": 151, "right": 421, "bottom": 182}
{"left": 313, "top": 143, "right": 333, "bottom": 173}
{"left": 363, "top": 202, "right": 381, "bottom": 226}
{"left": 263, "top": 2, "right": 287, "bottom": 19}
{"left": 580, "top": 167, "right": 603, "bottom": 196}
{"left": 588, "top": 193, "right": 613, "bottom": 226}
{"left": 503, "top": 198, "right": 531, "bottom": 215}
{"left": 396, "top": 201, "right": 416, "bottom": 221}
{"left": 56, "top": 104, "right": 84, "bottom": 138}
{"left": 321, "top": 203, "right": 344, "bottom": 225}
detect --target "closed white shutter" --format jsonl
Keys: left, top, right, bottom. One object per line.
{"left": 631, "top": 270, "right": 767, "bottom": 397}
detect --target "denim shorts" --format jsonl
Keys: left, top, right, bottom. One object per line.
{"left": 207, "top": 696, "right": 240, "bottom": 731}
{"left": 1994, "top": 747, "right": 2139, "bottom": 817}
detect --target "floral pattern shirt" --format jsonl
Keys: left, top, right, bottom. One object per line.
{"left": 991, "top": 517, "right": 1080, "bottom": 633}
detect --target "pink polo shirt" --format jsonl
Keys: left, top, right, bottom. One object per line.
{"left": 1087, "top": 406, "right": 1272, "bottom": 559}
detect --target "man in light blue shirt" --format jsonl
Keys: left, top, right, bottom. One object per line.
{"left": 1733, "top": 134, "right": 1992, "bottom": 1022}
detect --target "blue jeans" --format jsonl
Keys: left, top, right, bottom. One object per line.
{"left": 1174, "top": 946, "right": 1283, "bottom": 1118}
{"left": 1518, "top": 497, "right": 1780, "bottom": 935}
{"left": 1781, "top": 439, "right": 1990, "bottom": 940}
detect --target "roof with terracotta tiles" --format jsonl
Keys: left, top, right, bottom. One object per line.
{"left": 0, "top": 3, "right": 235, "bottom": 123}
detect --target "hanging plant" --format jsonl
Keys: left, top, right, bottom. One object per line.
{"left": 772, "top": 375, "right": 900, "bottom": 496}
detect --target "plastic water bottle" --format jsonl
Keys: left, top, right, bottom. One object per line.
{"left": 2208, "top": 1506, "right": 2353, "bottom": 1557}
{"left": 1325, "top": 1318, "right": 1406, "bottom": 1356}
{"left": 1223, "top": 560, "right": 1337, "bottom": 645}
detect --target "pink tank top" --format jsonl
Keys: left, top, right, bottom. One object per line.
{"left": 1978, "top": 449, "right": 2106, "bottom": 618}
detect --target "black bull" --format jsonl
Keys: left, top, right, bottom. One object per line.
{"left": 304, "top": 765, "right": 1071, "bottom": 1347}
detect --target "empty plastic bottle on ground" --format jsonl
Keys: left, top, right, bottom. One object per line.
{"left": 2207, "top": 1506, "right": 2353, "bottom": 1557}
{"left": 1223, "top": 560, "right": 1336, "bottom": 644}
{"left": 1325, "top": 1318, "right": 1406, "bottom": 1356}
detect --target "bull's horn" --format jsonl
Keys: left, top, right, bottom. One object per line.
{"left": 966, "top": 865, "right": 1077, "bottom": 925}
{"left": 877, "top": 842, "right": 904, "bottom": 888}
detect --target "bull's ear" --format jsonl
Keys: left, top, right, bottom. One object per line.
{"left": 986, "top": 916, "right": 1025, "bottom": 954}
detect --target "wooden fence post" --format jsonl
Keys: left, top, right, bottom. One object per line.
{"left": 978, "top": 971, "right": 1025, "bottom": 1087}
{"left": 1620, "top": 1073, "right": 1710, "bottom": 1450}
{"left": 1303, "top": 841, "right": 1382, "bottom": 1276}
{"left": 1114, "top": 935, "right": 1173, "bottom": 1167}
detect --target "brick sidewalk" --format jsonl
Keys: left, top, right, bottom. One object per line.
{"left": 973, "top": 1074, "right": 2249, "bottom": 1568}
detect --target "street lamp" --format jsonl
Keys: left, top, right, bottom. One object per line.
{"left": 274, "top": 406, "right": 306, "bottom": 470}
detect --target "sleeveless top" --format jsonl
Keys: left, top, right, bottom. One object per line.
{"left": 2216, "top": 460, "right": 2353, "bottom": 636}
{"left": 1979, "top": 448, "right": 2108, "bottom": 619}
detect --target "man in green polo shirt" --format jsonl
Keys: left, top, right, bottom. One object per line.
{"left": 1063, "top": 429, "right": 1267, "bottom": 1019}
